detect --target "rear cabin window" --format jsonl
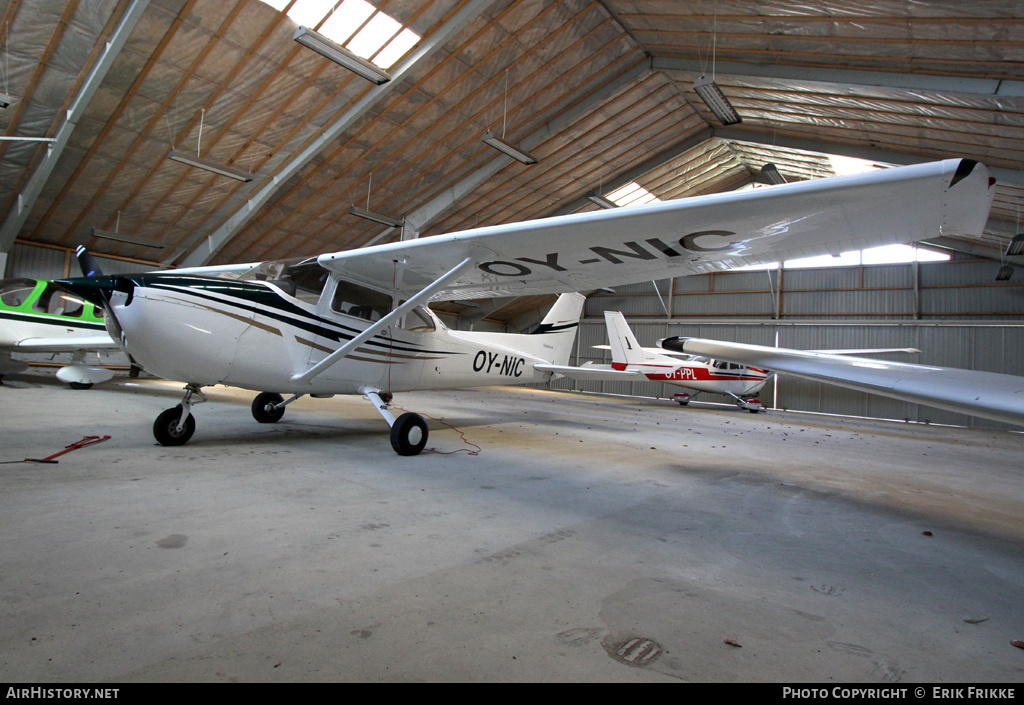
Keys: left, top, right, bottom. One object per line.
{"left": 402, "top": 307, "right": 436, "bottom": 332}
{"left": 331, "top": 280, "right": 392, "bottom": 322}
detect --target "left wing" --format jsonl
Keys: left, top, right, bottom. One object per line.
{"left": 318, "top": 159, "right": 993, "bottom": 301}
{"left": 659, "top": 337, "right": 1024, "bottom": 427}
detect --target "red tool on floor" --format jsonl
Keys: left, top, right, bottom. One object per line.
{"left": 24, "top": 435, "right": 111, "bottom": 464}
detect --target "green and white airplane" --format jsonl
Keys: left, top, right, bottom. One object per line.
{"left": 0, "top": 277, "right": 123, "bottom": 388}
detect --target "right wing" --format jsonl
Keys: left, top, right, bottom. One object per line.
{"left": 317, "top": 159, "right": 993, "bottom": 302}
{"left": 659, "top": 337, "right": 1024, "bottom": 427}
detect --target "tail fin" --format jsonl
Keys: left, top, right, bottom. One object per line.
{"left": 604, "top": 311, "right": 644, "bottom": 366}
{"left": 528, "top": 292, "right": 585, "bottom": 365}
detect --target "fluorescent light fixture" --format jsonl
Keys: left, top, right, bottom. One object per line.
{"left": 693, "top": 75, "right": 742, "bottom": 125}
{"left": 996, "top": 264, "right": 1014, "bottom": 281}
{"left": 294, "top": 26, "right": 390, "bottom": 84}
{"left": 0, "top": 93, "right": 12, "bottom": 109}
{"left": 168, "top": 149, "right": 252, "bottom": 182}
{"left": 1005, "top": 232, "right": 1024, "bottom": 257}
{"left": 91, "top": 227, "right": 165, "bottom": 249}
{"left": 348, "top": 205, "right": 403, "bottom": 228}
{"left": 586, "top": 191, "right": 619, "bottom": 209}
{"left": 482, "top": 131, "right": 537, "bottom": 165}
{"left": 761, "top": 163, "right": 786, "bottom": 185}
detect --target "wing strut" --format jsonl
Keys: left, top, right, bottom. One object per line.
{"left": 290, "top": 257, "right": 472, "bottom": 384}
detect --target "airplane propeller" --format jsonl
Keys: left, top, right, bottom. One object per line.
{"left": 53, "top": 247, "right": 134, "bottom": 343}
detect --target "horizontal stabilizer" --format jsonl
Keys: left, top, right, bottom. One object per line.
{"left": 536, "top": 362, "right": 646, "bottom": 380}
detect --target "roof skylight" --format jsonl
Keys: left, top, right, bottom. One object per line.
{"left": 607, "top": 182, "right": 660, "bottom": 207}
{"left": 264, "top": 0, "right": 421, "bottom": 70}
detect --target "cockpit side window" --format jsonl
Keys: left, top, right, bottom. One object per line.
{"left": 330, "top": 279, "right": 392, "bottom": 322}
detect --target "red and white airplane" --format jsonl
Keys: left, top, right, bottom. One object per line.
{"left": 544, "top": 311, "right": 772, "bottom": 412}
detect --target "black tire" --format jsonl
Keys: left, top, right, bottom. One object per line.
{"left": 252, "top": 392, "right": 285, "bottom": 423}
{"left": 154, "top": 405, "right": 196, "bottom": 446}
{"left": 748, "top": 408, "right": 760, "bottom": 414}
{"left": 390, "top": 412, "right": 428, "bottom": 456}
{"left": 676, "top": 400, "right": 688, "bottom": 406}
{"left": 68, "top": 382, "right": 93, "bottom": 390}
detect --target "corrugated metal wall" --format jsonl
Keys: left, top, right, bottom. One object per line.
{"left": 552, "top": 255, "right": 1024, "bottom": 430}
{"left": 4, "top": 243, "right": 156, "bottom": 279}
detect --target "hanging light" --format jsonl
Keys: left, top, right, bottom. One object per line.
{"left": 482, "top": 131, "right": 536, "bottom": 165}
{"left": 760, "top": 163, "right": 786, "bottom": 185}
{"left": 294, "top": 26, "right": 390, "bottom": 84}
{"left": 1005, "top": 232, "right": 1024, "bottom": 257}
{"left": 168, "top": 149, "right": 253, "bottom": 182}
{"left": 586, "top": 191, "right": 619, "bottom": 209}
{"left": 693, "top": 75, "right": 742, "bottom": 125}
{"left": 348, "top": 206, "right": 403, "bottom": 228}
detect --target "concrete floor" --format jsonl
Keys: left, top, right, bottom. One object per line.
{"left": 1, "top": 368, "right": 1023, "bottom": 683}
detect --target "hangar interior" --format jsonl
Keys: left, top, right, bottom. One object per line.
{"left": 1, "top": 0, "right": 1024, "bottom": 683}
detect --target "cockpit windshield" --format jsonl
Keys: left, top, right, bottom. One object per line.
{"left": 240, "top": 257, "right": 330, "bottom": 304}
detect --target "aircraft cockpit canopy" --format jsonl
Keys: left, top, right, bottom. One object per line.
{"left": 238, "top": 257, "right": 329, "bottom": 304}
{"left": 1, "top": 279, "right": 90, "bottom": 318}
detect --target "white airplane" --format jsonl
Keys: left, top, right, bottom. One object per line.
{"left": 54, "top": 158, "right": 994, "bottom": 453}
{"left": 544, "top": 310, "right": 772, "bottom": 412}
{"left": 0, "top": 277, "right": 124, "bottom": 388}
{"left": 659, "top": 336, "right": 1024, "bottom": 428}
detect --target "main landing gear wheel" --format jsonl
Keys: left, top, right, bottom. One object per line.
{"left": 153, "top": 405, "right": 196, "bottom": 446}
{"left": 252, "top": 392, "right": 285, "bottom": 423}
{"left": 390, "top": 412, "right": 428, "bottom": 456}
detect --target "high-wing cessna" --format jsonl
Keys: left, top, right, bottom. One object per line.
{"left": 0, "top": 278, "right": 124, "bottom": 388}
{"left": 54, "top": 158, "right": 994, "bottom": 454}
{"left": 542, "top": 310, "right": 771, "bottom": 412}
{"left": 659, "top": 336, "right": 1024, "bottom": 428}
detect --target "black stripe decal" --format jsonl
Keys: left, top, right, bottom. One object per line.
{"left": 530, "top": 321, "right": 579, "bottom": 335}
{"left": 138, "top": 277, "right": 460, "bottom": 356}
{"left": 0, "top": 310, "right": 107, "bottom": 332}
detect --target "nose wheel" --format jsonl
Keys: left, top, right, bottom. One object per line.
{"left": 153, "top": 405, "right": 196, "bottom": 446}
{"left": 153, "top": 384, "right": 205, "bottom": 446}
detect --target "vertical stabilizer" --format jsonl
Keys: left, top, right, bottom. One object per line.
{"left": 604, "top": 311, "right": 644, "bottom": 366}
{"left": 530, "top": 292, "right": 585, "bottom": 366}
